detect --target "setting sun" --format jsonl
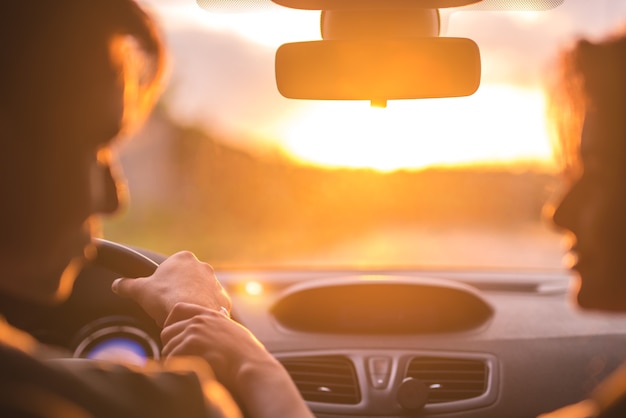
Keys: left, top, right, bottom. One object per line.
{"left": 148, "top": 4, "right": 562, "bottom": 173}
{"left": 275, "top": 84, "right": 554, "bottom": 171}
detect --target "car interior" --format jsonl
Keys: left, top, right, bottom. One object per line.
{"left": 2, "top": 0, "right": 626, "bottom": 417}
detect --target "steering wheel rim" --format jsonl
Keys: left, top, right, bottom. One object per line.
{"left": 65, "top": 238, "right": 164, "bottom": 360}
{"left": 91, "top": 238, "right": 159, "bottom": 278}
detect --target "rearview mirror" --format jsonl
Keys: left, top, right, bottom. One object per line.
{"left": 275, "top": 37, "right": 481, "bottom": 103}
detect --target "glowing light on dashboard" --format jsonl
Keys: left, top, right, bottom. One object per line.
{"left": 86, "top": 338, "right": 148, "bottom": 366}
{"left": 245, "top": 281, "right": 264, "bottom": 296}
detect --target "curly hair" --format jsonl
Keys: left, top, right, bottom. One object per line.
{"left": 0, "top": 0, "right": 167, "bottom": 252}
{"left": 547, "top": 27, "right": 626, "bottom": 182}
{"left": 0, "top": 0, "right": 166, "bottom": 138}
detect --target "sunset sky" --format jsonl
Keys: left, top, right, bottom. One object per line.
{"left": 140, "top": 0, "right": 626, "bottom": 171}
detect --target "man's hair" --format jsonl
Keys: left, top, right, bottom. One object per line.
{"left": 548, "top": 27, "right": 626, "bottom": 180}
{"left": 0, "top": 0, "right": 166, "bottom": 252}
{"left": 0, "top": 0, "right": 166, "bottom": 138}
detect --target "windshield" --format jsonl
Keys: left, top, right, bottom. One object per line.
{"left": 103, "top": 0, "right": 626, "bottom": 270}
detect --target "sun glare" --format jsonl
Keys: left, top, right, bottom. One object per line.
{"left": 276, "top": 84, "right": 554, "bottom": 172}
{"left": 154, "top": 4, "right": 320, "bottom": 47}
{"left": 148, "top": 2, "right": 557, "bottom": 173}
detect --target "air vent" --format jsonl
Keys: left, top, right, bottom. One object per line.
{"left": 280, "top": 356, "right": 361, "bottom": 404}
{"left": 406, "top": 357, "right": 487, "bottom": 404}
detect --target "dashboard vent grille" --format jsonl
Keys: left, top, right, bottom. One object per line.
{"left": 406, "top": 357, "right": 487, "bottom": 404}
{"left": 280, "top": 356, "right": 361, "bottom": 405}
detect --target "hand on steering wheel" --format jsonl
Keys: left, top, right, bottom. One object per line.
{"left": 96, "top": 239, "right": 231, "bottom": 328}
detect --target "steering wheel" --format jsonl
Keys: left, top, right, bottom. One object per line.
{"left": 0, "top": 239, "right": 166, "bottom": 362}
{"left": 91, "top": 238, "right": 160, "bottom": 278}
{"left": 65, "top": 239, "right": 164, "bottom": 361}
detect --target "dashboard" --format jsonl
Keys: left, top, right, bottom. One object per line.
{"left": 2, "top": 240, "right": 626, "bottom": 417}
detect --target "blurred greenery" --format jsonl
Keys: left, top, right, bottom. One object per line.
{"left": 103, "top": 109, "right": 559, "bottom": 268}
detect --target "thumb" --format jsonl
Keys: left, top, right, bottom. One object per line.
{"left": 111, "top": 277, "right": 137, "bottom": 298}
{"left": 111, "top": 277, "right": 165, "bottom": 327}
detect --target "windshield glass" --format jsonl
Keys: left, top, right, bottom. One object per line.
{"left": 103, "top": 0, "right": 626, "bottom": 270}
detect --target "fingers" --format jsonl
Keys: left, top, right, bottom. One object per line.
{"left": 111, "top": 276, "right": 141, "bottom": 298}
{"left": 161, "top": 303, "right": 230, "bottom": 353}
{"left": 161, "top": 310, "right": 226, "bottom": 358}
{"left": 110, "top": 251, "right": 232, "bottom": 328}
{"left": 111, "top": 276, "right": 154, "bottom": 319}
{"left": 111, "top": 275, "right": 169, "bottom": 326}
{"left": 161, "top": 325, "right": 186, "bottom": 358}
{"left": 164, "top": 302, "right": 215, "bottom": 327}
{"left": 159, "top": 306, "right": 273, "bottom": 394}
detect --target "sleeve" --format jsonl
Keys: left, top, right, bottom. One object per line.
{"left": 49, "top": 357, "right": 241, "bottom": 418}
{"left": 591, "top": 362, "right": 626, "bottom": 418}
{"left": 536, "top": 400, "right": 598, "bottom": 418}
{"left": 537, "top": 362, "right": 626, "bottom": 418}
